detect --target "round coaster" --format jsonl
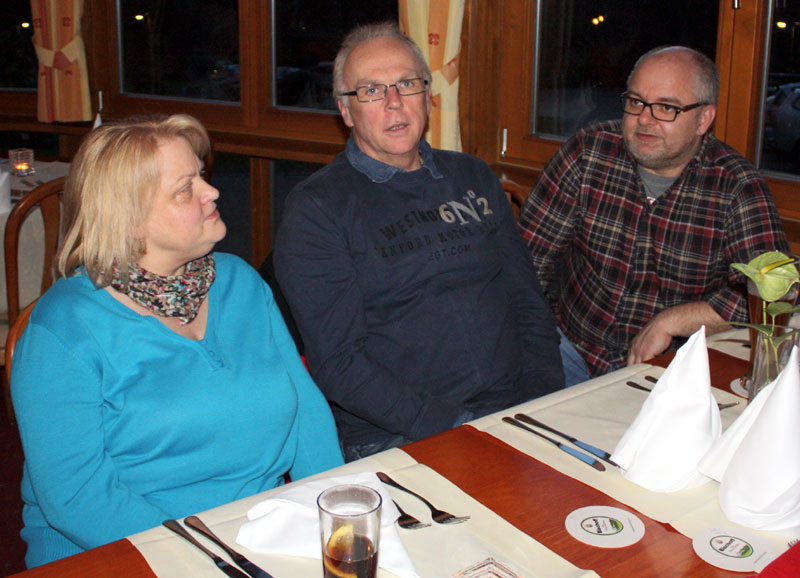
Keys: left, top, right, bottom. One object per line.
{"left": 692, "top": 526, "right": 780, "bottom": 572}
{"left": 729, "top": 377, "right": 750, "bottom": 399}
{"left": 564, "top": 506, "right": 645, "bottom": 548}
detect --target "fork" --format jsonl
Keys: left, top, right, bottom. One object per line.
{"left": 392, "top": 499, "right": 431, "bottom": 529}
{"left": 376, "top": 471, "right": 470, "bottom": 524}
{"left": 626, "top": 380, "right": 740, "bottom": 410}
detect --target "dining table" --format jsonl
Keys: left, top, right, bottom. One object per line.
{"left": 6, "top": 327, "right": 797, "bottom": 578}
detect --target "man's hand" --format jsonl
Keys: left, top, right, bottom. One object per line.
{"left": 627, "top": 316, "right": 674, "bottom": 365}
{"left": 626, "top": 302, "right": 725, "bottom": 366}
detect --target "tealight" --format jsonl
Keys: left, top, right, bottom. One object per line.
{"left": 9, "top": 148, "right": 35, "bottom": 177}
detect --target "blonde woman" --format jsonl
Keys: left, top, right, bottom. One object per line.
{"left": 11, "top": 115, "right": 343, "bottom": 568}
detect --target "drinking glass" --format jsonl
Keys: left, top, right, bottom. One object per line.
{"left": 318, "top": 484, "right": 381, "bottom": 578}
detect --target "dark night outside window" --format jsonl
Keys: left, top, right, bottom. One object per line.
{"left": 272, "top": 1, "right": 397, "bottom": 111}
{"left": 759, "top": 3, "right": 800, "bottom": 177}
{"left": 119, "top": 0, "right": 240, "bottom": 101}
{"left": 0, "top": 5, "right": 36, "bottom": 90}
{"left": 534, "top": 1, "right": 718, "bottom": 138}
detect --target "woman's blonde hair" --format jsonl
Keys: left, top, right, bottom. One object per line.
{"left": 57, "top": 114, "right": 210, "bottom": 286}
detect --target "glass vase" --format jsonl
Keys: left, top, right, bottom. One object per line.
{"left": 749, "top": 325, "right": 799, "bottom": 401}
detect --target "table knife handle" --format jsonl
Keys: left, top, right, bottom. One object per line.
{"left": 573, "top": 439, "right": 614, "bottom": 463}
{"left": 558, "top": 443, "right": 605, "bottom": 471}
{"left": 514, "top": 413, "right": 614, "bottom": 463}
{"left": 163, "top": 519, "right": 217, "bottom": 559}
{"left": 184, "top": 516, "right": 240, "bottom": 561}
{"left": 162, "top": 520, "right": 250, "bottom": 578}
{"left": 502, "top": 417, "right": 605, "bottom": 471}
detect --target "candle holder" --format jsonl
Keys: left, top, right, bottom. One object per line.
{"left": 9, "top": 148, "right": 35, "bottom": 176}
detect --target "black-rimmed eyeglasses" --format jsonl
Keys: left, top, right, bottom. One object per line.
{"left": 340, "top": 77, "right": 429, "bottom": 103}
{"left": 620, "top": 93, "right": 708, "bottom": 122}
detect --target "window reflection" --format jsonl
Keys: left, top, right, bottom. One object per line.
{"left": 0, "top": 5, "right": 36, "bottom": 89}
{"left": 272, "top": 2, "right": 397, "bottom": 111}
{"left": 760, "top": 3, "right": 800, "bottom": 177}
{"left": 119, "top": 0, "right": 239, "bottom": 101}
{"left": 533, "top": 1, "right": 718, "bottom": 139}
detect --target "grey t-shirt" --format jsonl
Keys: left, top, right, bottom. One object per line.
{"left": 638, "top": 166, "right": 678, "bottom": 202}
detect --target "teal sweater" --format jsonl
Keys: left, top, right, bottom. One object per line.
{"left": 11, "top": 253, "right": 343, "bottom": 567}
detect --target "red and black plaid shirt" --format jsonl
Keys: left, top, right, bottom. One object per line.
{"left": 518, "top": 120, "right": 789, "bottom": 376}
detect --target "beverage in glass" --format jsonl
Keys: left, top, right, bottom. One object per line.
{"left": 318, "top": 484, "right": 381, "bottom": 578}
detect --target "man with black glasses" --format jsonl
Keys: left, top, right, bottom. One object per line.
{"left": 519, "top": 45, "right": 789, "bottom": 380}
{"left": 275, "top": 23, "right": 563, "bottom": 461}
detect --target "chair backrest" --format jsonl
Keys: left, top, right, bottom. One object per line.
{"left": 500, "top": 178, "right": 529, "bottom": 218}
{"left": 4, "top": 177, "right": 65, "bottom": 327}
{"left": 3, "top": 298, "right": 36, "bottom": 424}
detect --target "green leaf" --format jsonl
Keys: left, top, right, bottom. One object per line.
{"left": 726, "top": 321, "right": 773, "bottom": 336}
{"left": 771, "top": 328, "right": 800, "bottom": 347}
{"left": 766, "top": 301, "right": 800, "bottom": 317}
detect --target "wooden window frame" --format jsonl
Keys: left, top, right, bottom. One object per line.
{"left": 492, "top": 0, "right": 800, "bottom": 225}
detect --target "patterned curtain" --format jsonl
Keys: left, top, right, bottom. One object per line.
{"left": 30, "top": 0, "right": 91, "bottom": 122}
{"left": 399, "top": 0, "right": 464, "bottom": 152}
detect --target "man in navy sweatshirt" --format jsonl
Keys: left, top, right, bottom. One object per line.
{"left": 274, "top": 22, "right": 564, "bottom": 461}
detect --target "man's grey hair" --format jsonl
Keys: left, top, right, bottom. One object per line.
{"left": 627, "top": 45, "right": 719, "bottom": 106}
{"left": 332, "top": 21, "right": 431, "bottom": 106}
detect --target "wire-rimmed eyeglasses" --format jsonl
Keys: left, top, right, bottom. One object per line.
{"left": 620, "top": 93, "right": 708, "bottom": 122}
{"left": 340, "top": 77, "right": 429, "bottom": 103}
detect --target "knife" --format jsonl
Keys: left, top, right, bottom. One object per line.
{"left": 514, "top": 413, "right": 618, "bottom": 467}
{"left": 184, "top": 515, "right": 275, "bottom": 578}
{"left": 502, "top": 417, "right": 605, "bottom": 471}
{"left": 626, "top": 380, "right": 652, "bottom": 393}
{"left": 163, "top": 519, "right": 250, "bottom": 578}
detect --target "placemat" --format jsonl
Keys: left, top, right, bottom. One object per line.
{"left": 129, "top": 449, "right": 598, "bottom": 578}
{"left": 469, "top": 364, "right": 785, "bottom": 552}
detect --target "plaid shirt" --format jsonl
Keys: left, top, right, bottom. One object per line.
{"left": 518, "top": 120, "right": 789, "bottom": 376}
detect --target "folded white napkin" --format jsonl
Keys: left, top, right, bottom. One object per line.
{"left": 236, "top": 472, "right": 420, "bottom": 578}
{"left": 0, "top": 170, "right": 11, "bottom": 214}
{"left": 611, "top": 326, "right": 721, "bottom": 492}
{"left": 699, "top": 346, "right": 800, "bottom": 537}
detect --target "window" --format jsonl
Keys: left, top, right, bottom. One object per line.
{"left": 271, "top": 1, "right": 397, "bottom": 111}
{"left": 759, "top": 2, "right": 800, "bottom": 178}
{"left": 0, "top": 5, "right": 36, "bottom": 89}
{"left": 501, "top": 0, "right": 718, "bottom": 166}
{"left": 532, "top": 1, "right": 717, "bottom": 139}
{"left": 118, "top": 0, "right": 240, "bottom": 101}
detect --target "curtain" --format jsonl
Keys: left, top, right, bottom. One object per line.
{"left": 30, "top": 0, "right": 91, "bottom": 122}
{"left": 399, "top": 0, "right": 464, "bottom": 152}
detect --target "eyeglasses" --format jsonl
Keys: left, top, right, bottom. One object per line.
{"left": 340, "top": 77, "right": 429, "bottom": 103}
{"left": 619, "top": 93, "right": 708, "bottom": 122}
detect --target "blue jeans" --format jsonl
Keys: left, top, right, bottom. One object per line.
{"left": 557, "top": 326, "right": 590, "bottom": 387}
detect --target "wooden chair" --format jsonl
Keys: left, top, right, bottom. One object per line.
{"left": 2, "top": 177, "right": 65, "bottom": 422}
{"left": 4, "top": 177, "right": 65, "bottom": 327}
{"left": 500, "top": 178, "right": 529, "bottom": 218}
{"left": 2, "top": 300, "right": 36, "bottom": 425}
